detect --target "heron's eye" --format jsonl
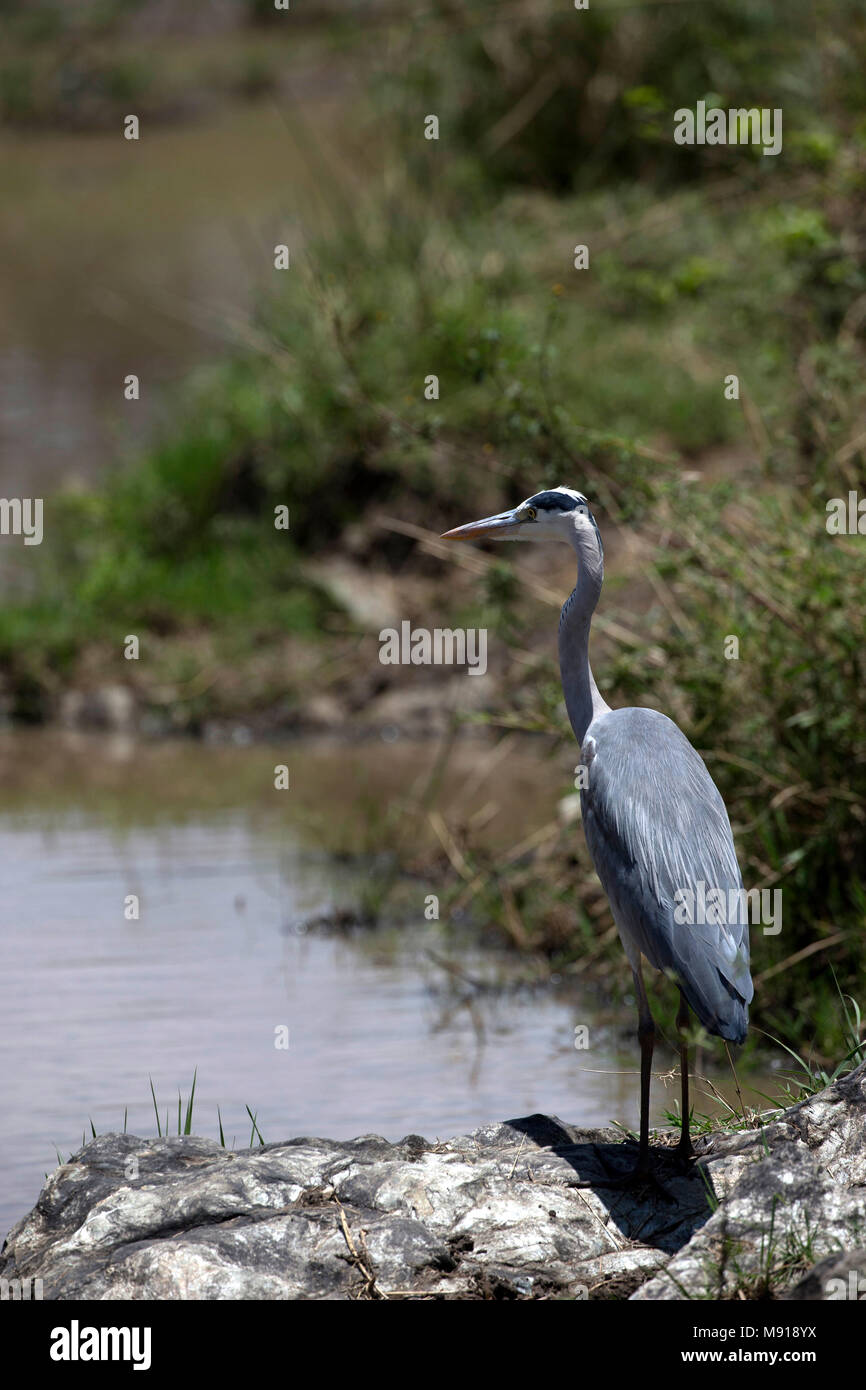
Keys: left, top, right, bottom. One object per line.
{"left": 524, "top": 506, "right": 537, "bottom": 521}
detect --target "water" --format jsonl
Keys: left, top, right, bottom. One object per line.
{"left": 0, "top": 93, "right": 365, "bottom": 495}
{"left": 0, "top": 730, "right": 771, "bottom": 1240}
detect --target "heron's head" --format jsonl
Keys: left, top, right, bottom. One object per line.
{"left": 441, "top": 486, "right": 601, "bottom": 551}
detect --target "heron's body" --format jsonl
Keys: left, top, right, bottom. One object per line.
{"left": 580, "top": 706, "right": 751, "bottom": 1044}
{"left": 442, "top": 484, "right": 753, "bottom": 1173}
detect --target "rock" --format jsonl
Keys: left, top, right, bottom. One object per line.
{"left": 3, "top": 1065, "right": 865, "bottom": 1300}
{"left": 59, "top": 685, "right": 137, "bottom": 732}
{"left": 783, "top": 1248, "right": 866, "bottom": 1301}
{"left": 557, "top": 792, "right": 582, "bottom": 824}
{"left": 363, "top": 678, "right": 491, "bottom": 736}
{"left": 632, "top": 1061, "right": 866, "bottom": 1300}
{"left": 0, "top": 1121, "right": 706, "bottom": 1300}
{"left": 303, "top": 560, "right": 405, "bottom": 630}
{"left": 298, "top": 694, "right": 347, "bottom": 730}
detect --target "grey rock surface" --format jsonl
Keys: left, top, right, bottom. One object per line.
{"left": 633, "top": 1060, "right": 866, "bottom": 1300}
{"left": 3, "top": 1064, "right": 864, "bottom": 1300}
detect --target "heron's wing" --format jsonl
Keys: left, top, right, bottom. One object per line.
{"left": 580, "top": 707, "right": 753, "bottom": 1042}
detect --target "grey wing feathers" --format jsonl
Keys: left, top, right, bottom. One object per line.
{"left": 580, "top": 706, "right": 753, "bottom": 1044}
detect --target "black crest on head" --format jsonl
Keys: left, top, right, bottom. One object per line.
{"left": 527, "top": 490, "right": 585, "bottom": 512}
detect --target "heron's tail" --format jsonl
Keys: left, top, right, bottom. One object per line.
{"left": 685, "top": 980, "right": 749, "bottom": 1046}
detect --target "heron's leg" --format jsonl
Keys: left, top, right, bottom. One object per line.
{"left": 676, "top": 990, "right": 695, "bottom": 1160}
{"left": 633, "top": 963, "right": 655, "bottom": 1171}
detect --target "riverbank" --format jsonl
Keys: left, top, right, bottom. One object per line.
{"left": 4, "top": 1062, "right": 865, "bottom": 1300}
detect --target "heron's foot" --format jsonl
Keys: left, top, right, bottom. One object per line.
{"left": 674, "top": 1138, "right": 696, "bottom": 1167}
{"left": 573, "top": 1149, "right": 678, "bottom": 1202}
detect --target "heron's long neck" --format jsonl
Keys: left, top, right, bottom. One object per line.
{"left": 558, "top": 522, "right": 610, "bottom": 746}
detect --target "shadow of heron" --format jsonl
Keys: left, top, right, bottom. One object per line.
{"left": 504, "top": 1113, "right": 717, "bottom": 1252}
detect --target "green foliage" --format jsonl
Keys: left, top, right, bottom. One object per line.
{"left": 381, "top": 0, "right": 865, "bottom": 195}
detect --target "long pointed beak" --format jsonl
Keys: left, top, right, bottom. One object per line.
{"left": 440, "top": 508, "right": 522, "bottom": 541}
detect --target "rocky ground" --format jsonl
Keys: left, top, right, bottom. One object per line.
{"left": 38, "top": 549, "right": 510, "bottom": 742}
{"left": 3, "top": 1062, "right": 865, "bottom": 1300}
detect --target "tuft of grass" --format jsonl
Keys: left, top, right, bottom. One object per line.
{"left": 62, "top": 1075, "right": 263, "bottom": 1160}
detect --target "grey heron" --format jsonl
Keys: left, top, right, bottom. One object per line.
{"left": 441, "top": 486, "right": 753, "bottom": 1177}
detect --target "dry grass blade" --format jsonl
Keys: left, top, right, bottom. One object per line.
{"left": 333, "top": 1194, "right": 384, "bottom": 1300}
{"left": 428, "top": 810, "right": 473, "bottom": 880}
{"left": 753, "top": 931, "right": 847, "bottom": 986}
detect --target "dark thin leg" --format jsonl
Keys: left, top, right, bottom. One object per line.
{"left": 676, "top": 990, "right": 695, "bottom": 1160}
{"left": 570, "top": 963, "right": 676, "bottom": 1200}
{"left": 633, "top": 963, "right": 655, "bottom": 1172}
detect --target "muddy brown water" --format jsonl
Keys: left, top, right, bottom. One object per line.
{"left": 0, "top": 92, "right": 367, "bottom": 497}
{"left": 0, "top": 728, "right": 780, "bottom": 1239}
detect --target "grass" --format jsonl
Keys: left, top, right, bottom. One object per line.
{"left": 56, "top": 1072, "right": 266, "bottom": 1162}
{"left": 757, "top": 975, "right": 866, "bottom": 1103}
{"left": 704, "top": 1196, "right": 821, "bottom": 1301}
